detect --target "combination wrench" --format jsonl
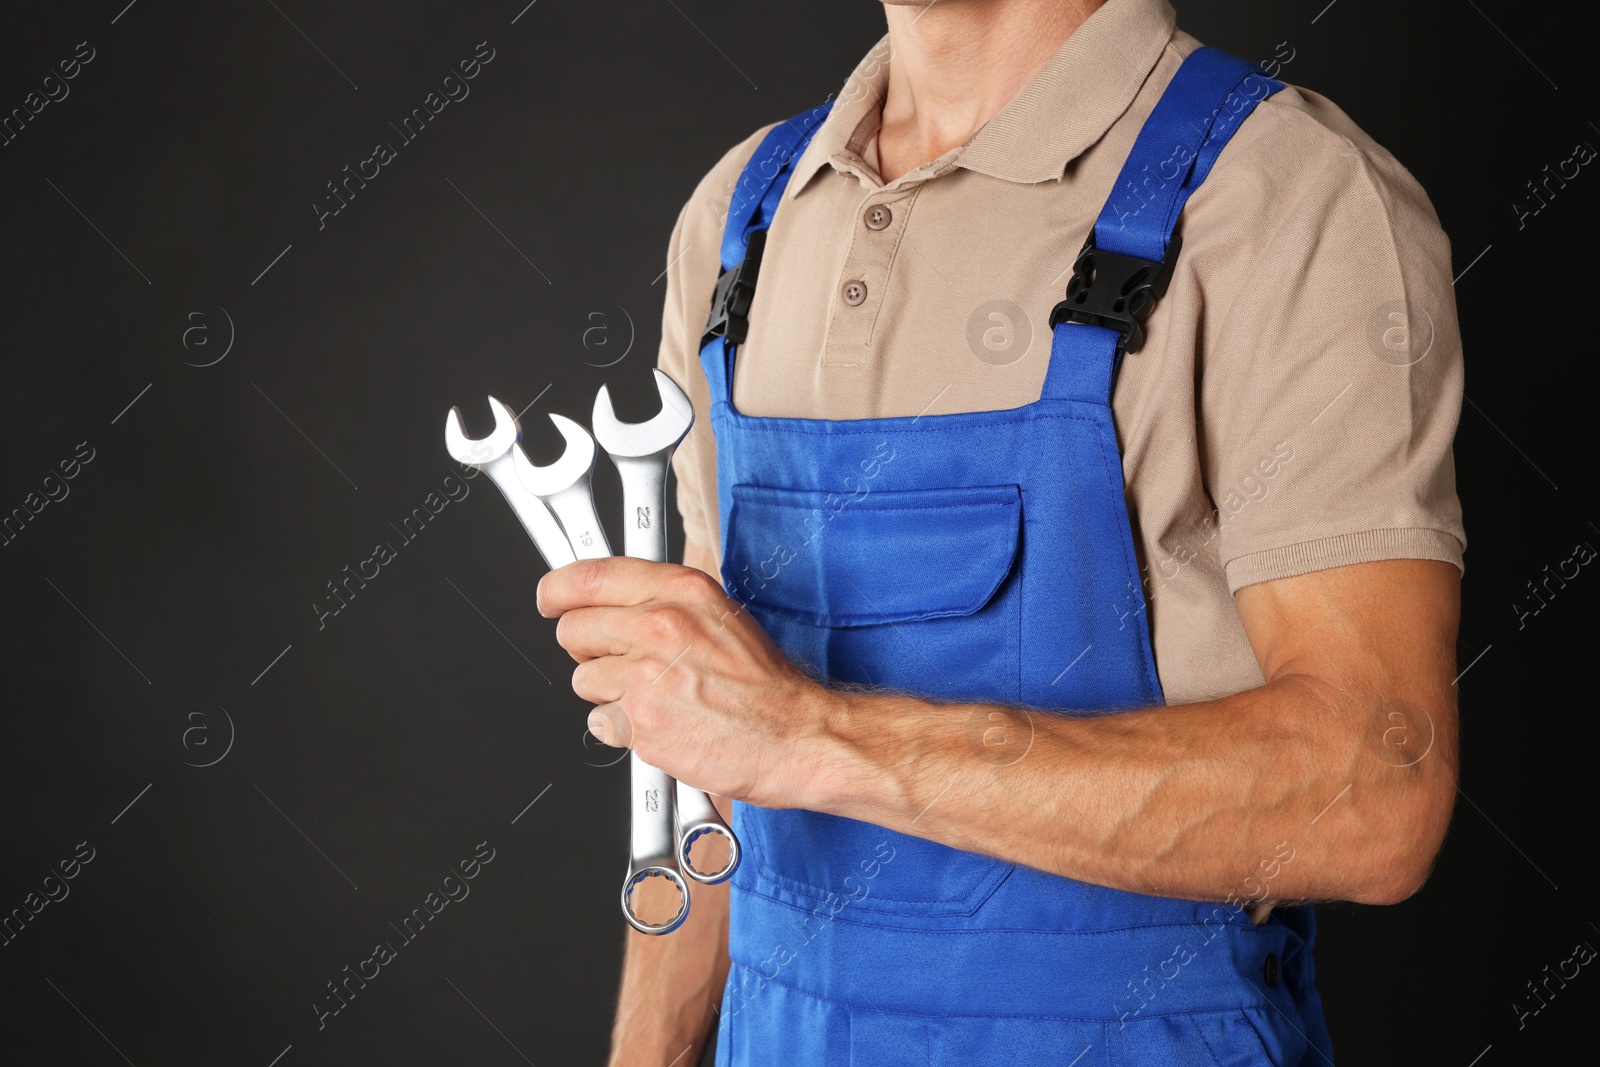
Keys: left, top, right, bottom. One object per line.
{"left": 443, "top": 397, "right": 576, "bottom": 569}
{"left": 512, "top": 412, "right": 692, "bottom": 935}
{"left": 592, "top": 369, "right": 740, "bottom": 887}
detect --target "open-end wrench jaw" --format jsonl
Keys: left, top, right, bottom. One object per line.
{"left": 510, "top": 414, "right": 598, "bottom": 497}
{"left": 444, "top": 395, "right": 520, "bottom": 466}
{"left": 592, "top": 369, "right": 694, "bottom": 460}
{"left": 591, "top": 372, "right": 693, "bottom": 564}
{"left": 443, "top": 396, "right": 576, "bottom": 570}
{"left": 511, "top": 414, "right": 612, "bottom": 558}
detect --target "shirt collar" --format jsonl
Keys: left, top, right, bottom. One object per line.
{"left": 786, "top": 0, "right": 1178, "bottom": 200}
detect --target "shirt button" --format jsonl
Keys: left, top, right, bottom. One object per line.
{"left": 841, "top": 280, "right": 868, "bottom": 306}
{"left": 1263, "top": 952, "right": 1281, "bottom": 988}
{"left": 864, "top": 204, "right": 892, "bottom": 230}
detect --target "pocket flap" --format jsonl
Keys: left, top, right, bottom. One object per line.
{"left": 725, "top": 482, "right": 1022, "bottom": 627}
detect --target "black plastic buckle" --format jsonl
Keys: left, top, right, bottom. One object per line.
{"left": 701, "top": 229, "right": 768, "bottom": 348}
{"left": 1047, "top": 232, "right": 1182, "bottom": 354}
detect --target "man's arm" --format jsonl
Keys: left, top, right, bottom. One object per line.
{"left": 811, "top": 557, "right": 1460, "bottom": 905}
{"left": 543, "top": 555, "right": 1460, "bottom": 908}
{"left": 604, "top": 539, "right": 732, "bottom": 1067}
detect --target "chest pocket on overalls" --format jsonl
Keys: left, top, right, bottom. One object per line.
{"left": 723, "top": 480, "right": 1024, "bottom": 916}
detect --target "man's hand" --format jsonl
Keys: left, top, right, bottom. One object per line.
{"left": 537, "top": 556, "right": 832, "bottom": 809}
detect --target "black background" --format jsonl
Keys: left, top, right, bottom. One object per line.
{"left": 1, "top": 1, "right": 1594, "bottom": 1064}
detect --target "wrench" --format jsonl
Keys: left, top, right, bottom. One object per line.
{"left": 512, "top": 413, "right": 691, "bottom": 936}
{"left": 443, "top": 397, "right": 576, "bottom": 569}
{"left": 593, "top": 369, "right": 740, "bottom": 886}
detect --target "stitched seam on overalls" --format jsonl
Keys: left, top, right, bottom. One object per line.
{"left": 747, "top": 849, "right": 1012, "bottom": 908}
{"left": 1191, "top": 1016, "right": 1229, "bottom": 1067}
{"left": 716, "top": 409, "right": 1106, "bottom": 437}
{"left": 803, "top": 918, "right": 1272, "bottom": 940}
{"left": 731, "top": 500, "right": 1017, "bottom": 514}
{"left": 1084, "top": 405, "right": 1163, "bottom": 696}
{"left": 1016, "top": 493, "right": 1025, "bottom": 701}
{"left": 726, "top": 962, "right": 1283, "bottom": 1023}
{"left": 737, "top": 887, "right": 1270, "bottom": 938}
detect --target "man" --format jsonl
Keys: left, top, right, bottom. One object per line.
{"left": 538, "top": 0, "right": 1464, "bottom": 1062}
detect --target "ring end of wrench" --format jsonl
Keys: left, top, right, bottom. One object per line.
{"left": 621, "top": 865, "right": 691, "bottom": 935}
{"left": 678, "top": 825, "right": 740, "bottom": 885}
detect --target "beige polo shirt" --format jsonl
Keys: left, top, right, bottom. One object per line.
{"left": 657, "top": 0, "right": 1465, "bottom": 708}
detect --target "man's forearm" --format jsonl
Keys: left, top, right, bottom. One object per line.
{"left": 607, "top": 878, "right": 730, "bottom": 1067}
{"left": 804, "top": 669, "right": 1456, "bottom": 907}
{"left": 546, "top": 536, "right": 1461, "bottom": 915}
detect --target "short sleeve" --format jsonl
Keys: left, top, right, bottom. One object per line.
{"left": 657, "top": 125, "right": 780, "bottom": 566}
{"left": 656, "top": 197, "right": 718, "bottom": 560}
{"left": 1197, "top": 99, "right": 1467, "bottom": 592}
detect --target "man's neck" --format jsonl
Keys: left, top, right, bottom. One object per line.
{"left": 875, "top": 0, "right": 1107, "bottom": 182}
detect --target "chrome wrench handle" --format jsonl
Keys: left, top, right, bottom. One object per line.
{"left": 444, "top": 399, "right": 576, "bottom": 569}
{"left": 514, "top": 422, "right": 689, "bottom": 935}
{"left": 596, "top": 374, "right": 739, "bottom": 886}
{"left": 558, "top": 486, "right": 689, "bottom": 935}
{"left": 614, "top": 459, "right": 739, "bottom": 884}
{"left": 622, "top": 743, "right": 690, "bottom": 935}
{"left": 480, "top": 452, "right": 577, "bottom": 569}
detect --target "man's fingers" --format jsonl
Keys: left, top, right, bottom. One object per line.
{"left": 571, "top": 657, "right": 625, "bottom": 706}
{"left": 555, "top": 606, "right": 644, "bottom": 662}
{"left": 588, "top": 703, "right": 633, "bottom": 748}
{"left": 537, "top": 557, "right": 716, "bottom": 617}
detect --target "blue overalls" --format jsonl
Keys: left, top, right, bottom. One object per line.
{"left": 697, "top": 48, "right": 1337, "bottom": 1066}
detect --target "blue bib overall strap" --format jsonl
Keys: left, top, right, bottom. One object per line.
{"left": 698, "top": 47, "right": 1334, "bottom": 1067}
{"left": 1042, "top": 45, "right": 1289, "bottom": 404}
{"left": 700, "top": 101, "right": 834, "bottom": 373}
